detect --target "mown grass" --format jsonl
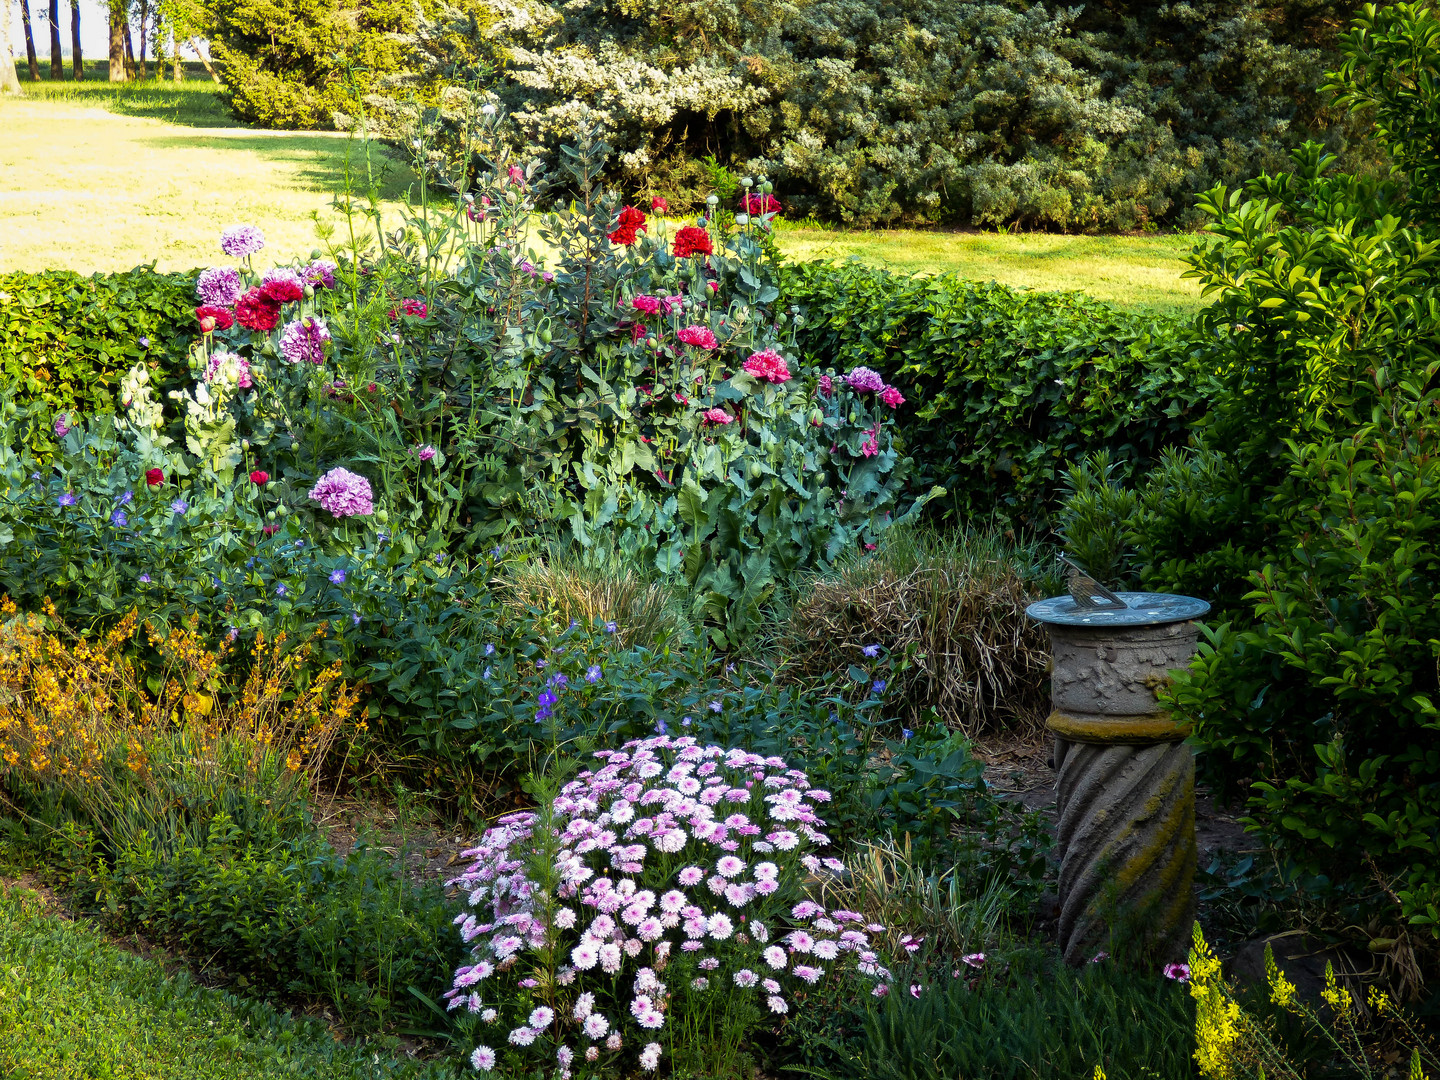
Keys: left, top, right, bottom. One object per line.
{"left": 2, "top": 69, "right": 1201, "bottom": 311}
{"left": 0, "top": 885, "right": 453, "bottom": 1080}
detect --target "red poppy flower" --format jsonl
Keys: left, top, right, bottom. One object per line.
{"left": 260, "top": 278, "right": 305, "bottom": 304}
{"left": 673, "top": 226, "right": 713, "bottom": 258}
{"left": 651, "top": 196, "right": 668, "bottom": 213}
{"left": 608, "top": 206, "right": 647, "bottom": 246}
{"left": 195, "top": 305, "right": 234, "bottom": 332}
{"left": 145, "top": 468, "right": 165, "bottom": 486}
{"left": 250, "top": 470, "right": 270, "bottom": 484}
{"left": 235, "top": 288, "right": 281, "bottom": 332}
{"left": 740, "top": 193, "right": 783, "bottom": 215}
{"left": 262, "top": 523, "right": 280, "bottom": 536}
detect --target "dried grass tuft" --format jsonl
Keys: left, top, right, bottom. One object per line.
{"left": 501, "top": 552, "right": 694, "bottom": 649}
{"left": 781, "top": 527, "right": 1056, "bottom": 736}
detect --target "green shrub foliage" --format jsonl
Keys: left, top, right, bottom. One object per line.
{"left": 380, "top": 0, "right": 1373, "bottom": 226}
{"left": 203, "top": 0, "right": 422, "bottom": 127}
{"left": 1061, "top": 1, "right": 1440, "bottom": 945}
{"left": 784, "top": 262, "right": 1202, "bottom": 527}
{"left": 0, "top": 269, "right": 196, "bottom": 450}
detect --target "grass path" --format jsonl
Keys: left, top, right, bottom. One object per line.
{"left": 1, "top": 79, "right": 1202, "bottom": 314}
{"left": 0, "top": 883, "right": 450, "bottom": 1079}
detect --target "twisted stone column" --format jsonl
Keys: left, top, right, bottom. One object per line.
{"left": 1026, "top": 603, "right": 1207, "bottom": 966}
{"left": 1052, "top": 734, "right": 1196, "bottom": 964}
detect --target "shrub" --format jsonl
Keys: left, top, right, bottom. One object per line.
{"left": 781, "top": 526, "right": 1056, "bottom": 735}
{"left": 443, "top": 735, "right": 891, "bottom": 1077}
{"left": 0, "top": 268, "right": 196, "bottom": 451}
{"left": 784, "top": 261, "right": 1202, "bottom": 527}
{"left": 1061, "top": 1, "right": 1440, "bottom": 957}
{"left": 377, "top": 0, "right": 1371, "bottom": 227}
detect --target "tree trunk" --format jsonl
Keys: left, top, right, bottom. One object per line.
{"left": 70, "top": 0, "right": 83, "bottom": 79}
{"left": 21, "top": 2, "right": 41, "bottom": 81}
{"left": 172, "top": 30, "right": 181, "bottom": 80}
{"left": 48, "top": 0, "right": 62, "bottom": 78}
{"left": 137, "top": 0, "right": 148, "bottom": 78}
{"left": 123, "top": 14, "right": 136, "bottom": 80}
{"left": 189, "top": 37, "right": 220, "bottom": 84}
{"left": 108, "top": 3, "right": 126, "bottom": 81}
{"left": 1, "top": 4, "right": 23, "bottom": 93}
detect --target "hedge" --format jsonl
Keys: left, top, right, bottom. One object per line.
{"left": 0, "top": 267, "right": 197, "bottom": 439}
{"left": 782, "top": 261, "right": 1205, "bottom": 527}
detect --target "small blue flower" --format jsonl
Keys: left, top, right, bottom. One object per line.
{"left": 549, "top": 673, "right": 568, "bottom": 689}
{"left": 485, "top": 643, "right": 495, "bottom": 656}
{"left": 681, "top": 715, "right": 692, "bottom": 727}
{"left": 536, "top": 659, "right": 548, "bottom": 670}
{"left": 377, "top": 532, "right": 389, "bottom": 543}
{"left": 862, "top": 643, "right": 881, "bottom": 658}
{"left": 171, "top": 499, "right": 188, "bottom": 513}
{"left": 246, "top": 558, "right": 256, "bottom": 568}
{"left": 585, "top": 664, "right": 602, "bottom": 684}
{"left": 110, "top": 509, "right": 128, "bottom": 527}
{"left": 655, "top": 720, "right": 668, "bottom": 735}
{"left": 872, "top": 679, "right": 887, "bottom": 694}
{"left": 604, "top": 620, "right": 618, "bottom": 634}
{"left": 351, "top": 612, "right": 361, "bottom": 626}
{"left": 329, "top": 569, "right": 346, "bottom": 584}
{"left": 483, "top": 667, "right": 493, "bottom": 679}
{"left": 276, "top": 583, "right": 288, "bottom": 597}
{"left": 435, "top": 553, "right": 446, "bottom": 563}
{"left": 295, "top": 540, "right": 305, "bottom": 548}
{"left": 709, "top": 700, "right": 722, "bottom": 713}
{"left": 57, "top": 493, "right": 77, "bottom": 507}
{"left": 139, "top": 336, "right": 151, "bottom": 349}
{"left": 228, "top": 627, "right": 239, "bottom": 641}
{"left": 491, "top": 546, "right": 502, "bottom": 556}
{"left": 538, "top": 689, "right": 558, "bottom": 708}
{"left": 138, "top": 573, "right": 151, "bottom": 583}
{"left": 118, "top": 490, "right": 133, "bottom": 506}
{"left": 902, "top": 728, "right": 914, "bottom": 741}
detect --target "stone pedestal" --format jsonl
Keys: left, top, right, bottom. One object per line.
{"left": 1027, "top": 592, "right": 1209, "bottom": 965}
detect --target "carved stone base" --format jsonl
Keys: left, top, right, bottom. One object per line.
{"left": 1052, "top": 735, "right": 1197, "bottom": 964}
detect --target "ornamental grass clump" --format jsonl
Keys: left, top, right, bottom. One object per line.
{"left": 445, "top": 735, "right": 891, "bottom": 1077}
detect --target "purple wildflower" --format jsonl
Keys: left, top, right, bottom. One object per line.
{"left": 279, "top": 316, "right": 331, "bottom": 365}
{"left": 219, "top": 224, "right": 265, "bottom": 258}
{"left": 844, "top": 366, "right": 886, "bottom": 393}
{"left": 171, "top": 499, "right": 189, "bottom": 513}
{"left": 417, "top": 444, "right": 437, "bottom": 462}
{"left": 329, "top": 569, "right": 346, "bottom": 584}
{"left": 196, "top": 266, "right": 243, "bottom": 306}
{"left": 57, "top": 493, "right": 77, "bottom": 507}
{"left": 138, "top": 573, "right": 151, "bottom": 583}
{"left": 303, "top": 259, "right": 337, "bottom": 289}
{"left": 54, "top": 414, "right": 72, "bottom": 438}
{"left": 308, "top": 467, "right": 374, "bottom": 518}
{"left": 110, "top": 509, "right": 128, "bottom": 527}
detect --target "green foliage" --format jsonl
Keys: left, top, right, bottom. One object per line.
{"left": 204, "top": 0, "right": 421, "bottom": 128}
{"left": 1061, "top": 2, "right": 1440, "bottom": 948}
{"left": 0, "top": 268, "right": 196, "bottom": 449}
{"left": 387, "top": 0, "right": 1374, "bottom": 226}
{"left": 784, "top": 260, "right": 1202, "bottom": 527}
{"left": 830, "top": 957, "right": 1196, "bottom": 1080}
{"left": 0, "top": 888, "right": 454, "bottom": 1079}
{"left": 74, "top": 813, "right": 465, "bottom": 1032}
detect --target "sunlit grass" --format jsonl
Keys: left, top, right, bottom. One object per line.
{"left": 0, "top": 80, "right": 417, "bottom": 275}
{"left": 2, "top": 74, "right": 1201, "bottom": 313}
{"left": 773, "top": 224, "right": 1203, "bottom": 315}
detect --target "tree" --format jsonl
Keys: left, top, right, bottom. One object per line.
{"left": 20, "top": 0, "right": 40, "bottom": 80}
{"left": 70, "top": 0, "right": 82, "bottom": 79}
{"left": 1, "top": 0, "right": 23, "bottom": 92}
{"left": 109, "top": 0, "right": 127, "bottom": 80}
{"left": 48, "top": 0, "right": 61, "bottom": 77}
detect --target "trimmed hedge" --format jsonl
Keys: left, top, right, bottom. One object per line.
{"left": 0, "top": 268, "right": 197, "bottom": 436}
{"left": 782, "top": 262, "right": 1205, "bottom": 527}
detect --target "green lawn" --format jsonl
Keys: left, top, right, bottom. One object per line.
{"left": 0, "top": 884, "right": 452, "bottom": 1080}
{"left": 2, "top": 70, "right": 1203, "bottom": 314}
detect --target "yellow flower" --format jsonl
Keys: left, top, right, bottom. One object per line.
{"left": 1265, "top": 945, "right": 1297, "bottom": 1010}
{"left": 1320, "top": 963, "right": 1351, "bottom": 1015}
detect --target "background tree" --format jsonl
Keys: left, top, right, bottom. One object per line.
{"left": 70, "top": 0, "right": 82, "bottom": 79}
{"left": 48, "top": 0, "right": 61, "bottom": 77}
{"left": 109, "top": 0, "right": 126, "bottom": 80}
{"left": 20, "top": 0, "right": 40, "bottom": 80}
{"left": 2, "top": 0, "right": 23, "bottom": 92}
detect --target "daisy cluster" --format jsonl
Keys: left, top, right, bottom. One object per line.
{"left": 445, "top": 735, "right": 891, "bottom": 1076}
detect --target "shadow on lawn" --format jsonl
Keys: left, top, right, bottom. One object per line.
{"left": 139, "top": 133, "right": 417, "bottom": 199}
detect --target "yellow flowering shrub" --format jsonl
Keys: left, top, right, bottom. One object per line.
{"left": 0, "top": 597, "right": 364, "bottom": 844}
{"left": 1187, "top": 923, "right": 1438, "bottom": 1080}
